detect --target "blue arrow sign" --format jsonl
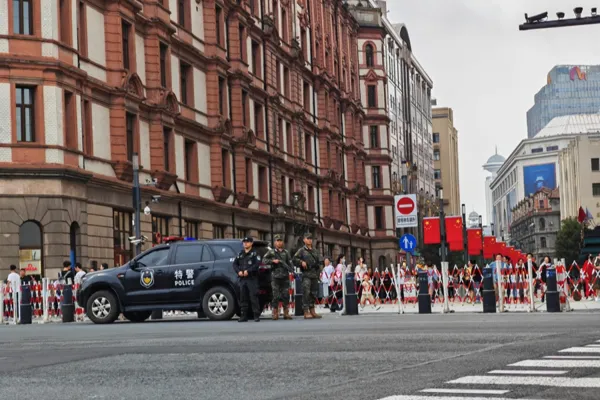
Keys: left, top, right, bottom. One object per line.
{"left": 399, "top": 234, "right": 417, "bottom": 254}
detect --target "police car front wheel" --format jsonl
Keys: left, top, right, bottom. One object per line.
{"left": 86, "top": 290, "right": 119, "bottom": 324}
{"left": 202, "top": 286, "right": 235, "bottom": 321}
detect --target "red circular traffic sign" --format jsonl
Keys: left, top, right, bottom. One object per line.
{"left": 396, "top": 196, "right": 415, "bottom": 215}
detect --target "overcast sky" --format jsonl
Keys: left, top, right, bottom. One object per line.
{"left": 388, "top": 1, "right": 599, "bottom": 224}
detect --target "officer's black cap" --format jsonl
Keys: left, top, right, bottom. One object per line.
{"left": 303, "top": 233, "right": 313, "bottom": 239}
{"left": 242, "top": 236, "right": 254, "bottom": 243}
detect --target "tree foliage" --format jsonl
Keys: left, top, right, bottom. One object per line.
{"left": 555, "top": 217, "right": 582, "bottom": 265}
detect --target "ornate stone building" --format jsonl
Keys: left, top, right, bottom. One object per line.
{"left": 0, "top": 0, "right": 373, "bottom": 279}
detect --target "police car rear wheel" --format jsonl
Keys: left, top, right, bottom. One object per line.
{"left": 202, "top": 286, "right": 235, "bottom": 321}
{"left": 87, "top": 290, "right": 119, "bottom": 324}
{"left": 123, "top": 311, "right": 152, "bottom": 323}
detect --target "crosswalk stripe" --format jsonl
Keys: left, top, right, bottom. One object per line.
{"left": 559, "top": 347, "right": 600, "bottom": 353}
{"left": 585, "top": 344, "right": 600, "bottom": 347}
{"left": 510, "top": 359, "right": 600, "bottom": 368}
{"left": 545, "top": 355, "right": 600, "bottom": 359}
{"left": 487, "top": 369, "right": 568, "bottom": 375}
{"left": 449, "top": 375, "right": 600, "bottom": 388}
{"left": 421, "top": 389, "right": 509, "bottom": 395}
{"left": 377, "top": 396, "right": 540, "bottom": 400}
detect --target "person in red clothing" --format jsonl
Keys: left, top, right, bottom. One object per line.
{"left": 583, "top": 254, "right": 595, "bottom": 299}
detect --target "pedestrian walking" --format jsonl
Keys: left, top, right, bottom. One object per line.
{"left": 60, "top": 261, "right": 74, "bottom": 284}
{"left": 320, "top": 257, "right": 334, "bottom": 309}
{"left": 233, "top": 237, "right": 262, "bottom": 322}
{"left": 7, "top": 265, "right": 21, "bottom": 292}
{"left": 262, "top": 234, "right": 294, "bottom": 320}
{"left": 293, "top": 232, "right": 323, "bottom": 319}
{"left": 74, "top": 263, "right": 86, "bottom": 285}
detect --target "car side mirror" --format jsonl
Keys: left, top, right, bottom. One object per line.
{"left": 130, "top": 260, "right": 138, "bottom": 269}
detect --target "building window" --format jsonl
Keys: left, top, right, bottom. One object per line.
{"left": 180, "top": 61, "right": 191, "bottom": 105}
{"left": 77, "top": 1, "right": 87, "bottom": 56}
{"left": 242, "top": 90, "right": 248, "bottom": 126}
{"left": 215, "top": 6, "right": 222, "bottom": 46}
{"left": 19, "top": 221, "right": 43, "bottom": 277}
{"left": 125, "top": 112, "right": 135, "bottom": 162}
{"left": 213, "top": 224, "right": 225, "bottom": 239}
{"left": 238, "top": 24, "right": 245, "bottom": 61}
{"left": 184, "top": 139, "right": 196, "bottom": 182}
{"left": 15, "top": 86, "right": 35, "bottom": 142}
{"left": 177, "top": 0, "right": 189, "bottom": 28}
{"left": 375, "top": 206, "right": 384, "bottom": 229}
{"left": 531, "top": 147, "right": 543, "bottom": 154}
{"left": 82, "top": 99, "right": 92, "bottom": 155}
{"left": 372, "top": 166, "right": 381, "bottom": 189}
{"left": 254, "top": 103, "right": 264, "bottom": 138}
{"left": 113, "top": 210, "right": 133, "bottom": 266}
{"left": 163, "top": 128, "right": 171, "bottom": 171}
{"left": 59, "top": 0, "right": 72, "bottom": 45}
{"left": 369, "top": 126, "right": 379, "bottom": 148}
{"left": 433, "top": 150, "right": 440, "bottom": 161}
{"left": 13, "top": 0, "right": 33, "bottom": 35}
{"left": 245, "top": 158, "right": 252, "bottom": 194}
{"left": 221, "top": 149, "right": 229, "bottom": 187}
{"left": 304, "top": 133, "right": 311, "bottom": 162}
{"left": 367, "top": 85, "right": 376, "bottom": 108}
{"left": 308, "top": 186, "right": 315, "bottom": 212}
{"left": 433, "top": 133, "right": 440, "bottom": 143}
{"left": 593, "top": 183, "right": 600, "bottom": 197}
{"left": 539, "top": 217, "right": 546, "bottom": 231}
{"left": 185, "top": 220, "right": 199, "bottom": 238}
{"left": 540, "top": 236, "right": 547, "bottom": 249}
{"left": 251, "top": 40, "right": 260, "bottom": 77}
{"left": 546, "top": 145, "right": 558, "bottom": 151}
{"left": 286, "top": 121, "right": 292, "bottom": 154}
{"left": 218, "top": 76, "right": 226, "bottom": 115}
{"left": 281, "top": 7, "right": 288, "bottom": 42}
{"left": 152, "top": 215, "right": 170, "bottom": 244}
{"left": 365, "top": 44, "right": 374, "bottom": 67}
{"left": 327, "top": 244, "right": 335, "bottom": 259}
{"left": 434, "top": 169, "right": 441, "bottom": 179}
{"left": 64, "top": 91, "right": 77, "bottom": 149}
{"left": 592, "top": 158, "right": 599, "bottom": 172}
{"left": 303, "top": 81, "right": 310, "bottom": 110}
{"left": 159, "top": 42, "right": 168, "bottom": 87}
{"left": 121, "top": 20, "right": 131, "bottom": 70}
{"left": 236, "top": 228, "right": 248, "bottom": 239}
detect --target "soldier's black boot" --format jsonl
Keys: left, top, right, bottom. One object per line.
{"left": 239, "top": 311, "right": 248, "bottom": 322}
{"left": 254, "top": 314, "right": 260, "bottom": 322}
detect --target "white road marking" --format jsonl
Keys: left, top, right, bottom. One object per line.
{"left": 378, "top": 397, "right": 540, "bottom": 400}
{"left": 449, "top": 375, "right": 600, "bottom": 388}
{"left": 421, "top": 388, "right": 510, "bottom": 395}
{"left": 510, "top": 359, "right": 600, "bottom": 368}
{"left": 488, "top": 369, "right": 568, "bottom": 375}
{"left": 585, "top": 344, "right": 600, "bottom": 347}
{"left": 545, "top": 355, "right": 600, "bottom": 359}
{"left": 559, "top": 347, "right": 600, "bottom": 353}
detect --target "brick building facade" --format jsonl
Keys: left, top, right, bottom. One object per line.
{"left": 0, "top": 0, "right": 403, "bottom": 279}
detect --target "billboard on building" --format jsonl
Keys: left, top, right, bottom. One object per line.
{"left": 523, "top": 163, "right": 556, "bottom": 196}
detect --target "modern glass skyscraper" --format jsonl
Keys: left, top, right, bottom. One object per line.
{"left": 527, "top": 65, "right": 600, "bottom": 138}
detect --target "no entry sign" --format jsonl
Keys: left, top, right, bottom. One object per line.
{"left": 394, "top": 194, "right": 418, "bottom": 228}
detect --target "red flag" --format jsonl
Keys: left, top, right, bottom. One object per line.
{"left": 483, "top": 236, "right": 496, "bottom": 259}
{"left": 467, "top": 228, "right": 483, "bottom": 255}
{"left": 423, "top": 217, "right": 441, "bottom": 244}
{"left": 445, "top": 216, "right": 463, "bottom": 245}
{"left": 578, "top": 206, "right": 586, "bottom": 223}
{"left": 496, "top": 242, "right": 506, "bottom": 257}
{"left": 449, "top": 240, "right": 463, "bottom": 251}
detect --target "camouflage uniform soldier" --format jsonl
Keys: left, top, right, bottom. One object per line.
{"left": 293, "top": 232, "right": 323, "bottom": 319}
{"left": 262, "top": 234, "right": 294, "bottom": 320}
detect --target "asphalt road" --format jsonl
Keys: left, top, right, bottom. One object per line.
{"left": 1, "top": 312, "right": 600, "bottom": 400}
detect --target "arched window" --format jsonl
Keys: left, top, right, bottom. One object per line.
{"left": 19, "top": 221, "right": 43, "bottom": 277}
{"left": 70, "top": 222, "right": 81, "bottom": 266}
{"left": 365, "top": 44, "right": 374, "bottom": 67}
{"left": 539, "top": 218, "right": 546, "bottom": 231}
{"left": 540, "top": 236, "right": 547, "bottom": 249}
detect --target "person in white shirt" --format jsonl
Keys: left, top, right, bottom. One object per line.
{"left": 74, "top": 263, "right": 87, "bottom": 285}
{"left": 7, "top": 265, "right": 21, "bottom": 293}
{"left": 354, "top": 257, "right": 367, "bottom": 281}
{"left": 320, "top": 257, "right": 334, "bottom": 309}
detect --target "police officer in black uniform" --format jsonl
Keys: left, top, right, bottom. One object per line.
{"left": 233, "top": 237, "right": 262, "bottom": 322}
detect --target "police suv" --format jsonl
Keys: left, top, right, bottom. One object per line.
{"left": 77, "top": 238, "right": 272, "bottom": 324}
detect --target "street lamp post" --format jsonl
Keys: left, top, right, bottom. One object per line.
{"left": 438, "top": 187, "right": 447, "bottom": 263}
{"left": 519, "top": 8, "right": 600, "bottom": 31}
{"left": 462, "top": 204, "right": 468, "bottom": 267}
{"left": 132, "top": 153, "right": 142, "bottom": 256}
{"left": 478, "top": 215, "right": 484, "bottom": 266}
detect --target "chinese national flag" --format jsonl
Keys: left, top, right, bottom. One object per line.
{"left": 445, "top": 216, "right": 464, "bottom": 245}
{"left": 496, "top": 242, "right": 506, "bottom": 257}
{"left": 423, "top": 217, "right": 441, "bottom": 244}
{"left": 449, "top": 240, "right": 463, "bottom": 251}
{"left": 467, "top": 228, "right": 483, "bottom": 256}
{"left": 483, "top": 236, "right": 496, "bottom": 259}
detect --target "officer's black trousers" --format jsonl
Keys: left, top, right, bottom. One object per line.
{"left": 239, "top": 278, "right": 261, "bottom": 317}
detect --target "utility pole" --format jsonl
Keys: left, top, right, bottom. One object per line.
{"left": 462, "top": 204, "right": 468, "bottom": 267}
{"left": 519, "top": 8, "right": 600, "bottom": 31}
{"left": 438, "top": 187, "right": 447, "bottom": 263}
